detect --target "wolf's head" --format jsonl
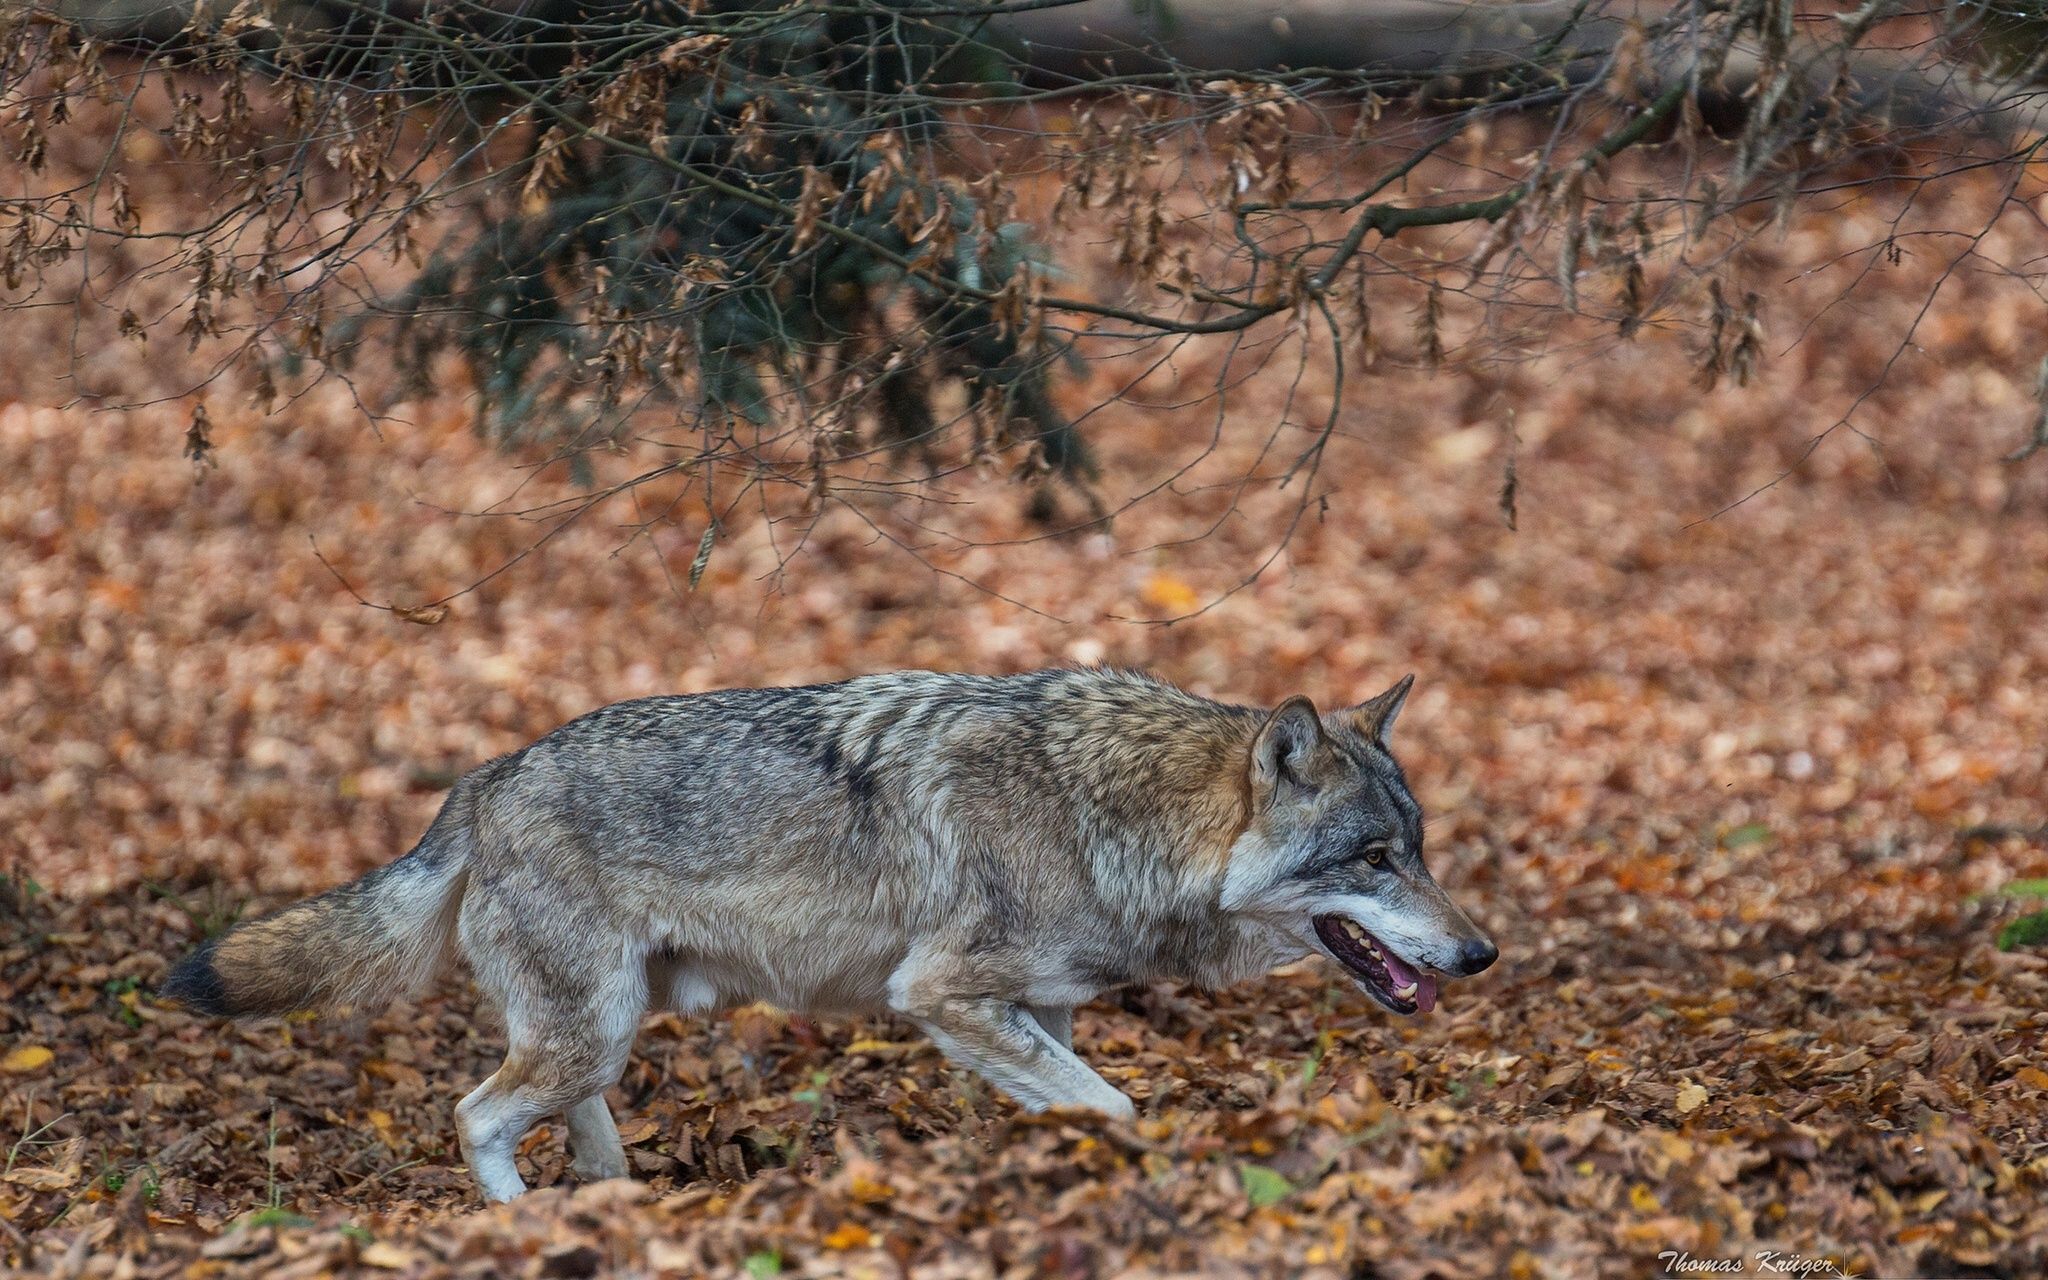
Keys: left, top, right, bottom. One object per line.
{"left": 1220, "top": 677, "right": 1496, "bottom": 1015}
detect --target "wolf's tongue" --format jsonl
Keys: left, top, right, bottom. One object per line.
{"left": 1380, "top": 949, "right": 1439, "bottom": 1013}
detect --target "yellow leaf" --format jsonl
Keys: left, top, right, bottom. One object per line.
{"left": 2, "top": 1046, "right": 53, "bottom": 1074}
{"left": 843, "top": 1038, "right": 914, "bottom": 1056}
{"left": 1628, "top": 1183, "right": 1662, "bottom": 1213}
{"left": 1675, "top": 1082, "right": 1708, "bottom": 1115}
{"left": 1651, "top": 1132, "right": 1695, "bottom": 1164}
{"left": 1140, "top": 574, "right": 1200, "bottom": 614}
{"left": 847, "top": 1173, "right": 895, "bottom": 1204}
{"left": 822, "top": 1223, "right": 873, "bottom": 1250}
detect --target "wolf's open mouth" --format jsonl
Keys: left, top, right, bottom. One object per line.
{"left": 1312, "top": 915, "right": 1439, "bottom": 1015}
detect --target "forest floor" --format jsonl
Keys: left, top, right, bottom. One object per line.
{"left": 5, "top": 87, "right": 2048, "bottom": 1279}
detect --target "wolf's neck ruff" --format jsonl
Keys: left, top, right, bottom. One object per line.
{"left": 159, "top": 667, "right": 1495, "bottom": 1201}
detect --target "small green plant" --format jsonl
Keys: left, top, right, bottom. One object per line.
{"left": 792, "top": 1069, "right": 833, "bottom": 1112}
{"left": 1977, "top": 879, "right": 2048, "bottom": 952}
{"left": 1997, "top": 910, "right": 2048, "bottom": 951}
{"left": 1299, "top": 1029, "right": 1333, "bottom": 1086}
{"left": 96, "top": 1163, "right": 161, "bottom": 1202}
{"left": 1237, "top": 1163, "right": 1292, "bottom": 1208}
{"left": 105, "top": 976, "right": 144, "bottom": 1028}
{"left": 743, "top": 1250, "right": 784, "bottom": 1278}
{"left": 147, "top": 881, "right": 246, "bottom": 940}
{"left": 4, "top": 865, "right": 42, "bottom": 917}
{"left": 1719, "top": 823, "right": 1772, "bottom": 849}
{"left": 240, "top": 1207, "right": 315, "bottom": 1231}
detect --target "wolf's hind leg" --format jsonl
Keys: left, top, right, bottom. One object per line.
{"left": 456, "top": 894, "right": 646, "bottom": 1201}
{"left": 456, "top": 1006, "right": 640, "bottom": 1201}
{"left": 565, "top": 1095, "right": 628, "bottom": 1182}
{"left": 1029, "top": 1005, "right": 1074, "bottom": 1051}
{"left": 904, "top": 996, "right": 1134, "bottom": 1120}
{"left": 456, "top": 1069, "right": 557, "bottom": 1203}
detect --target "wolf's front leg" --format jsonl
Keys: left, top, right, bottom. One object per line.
{"left": 908, "top": 997, "right": 1134, "bottom": 1120}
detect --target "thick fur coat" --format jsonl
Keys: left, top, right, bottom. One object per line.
{"left": 163, "top": 669, "right": 1496, "bottom": 1201}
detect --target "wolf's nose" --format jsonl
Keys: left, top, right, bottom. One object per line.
{"left": 1456, "top": 937, "right": 1499, "bottom": 976}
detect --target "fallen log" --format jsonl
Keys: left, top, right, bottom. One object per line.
{"left": 991, "top": 0, "right": 2040, "bottom": 141}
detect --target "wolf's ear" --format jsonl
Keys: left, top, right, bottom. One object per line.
{"left": 1341, "top": 674, "right": 1414, "bottom": 748}
{"left": 1251, "top": 695, "right": 1331, "bottom": 791}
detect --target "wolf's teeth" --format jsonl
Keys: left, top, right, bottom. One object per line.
{"left": 1392, "top": 981, "right": 1418, "bottom": 1000}
{"left": 1342, "top": 920, "right": 1365, "bottom": 941}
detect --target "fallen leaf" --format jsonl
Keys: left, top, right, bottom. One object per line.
{"left": 0, "top": 1165, "right": 77, "bottom": 1191}
{"left": 1140, "top": 574, "right": 1200, "bottom": 614}
{"left": 358, "top": 1242, "right": 416, "bottom": 1269}
{"left": 847, "top": 1173, "right": 895, "bottom": 1204}
{"left": 615, "top": 1116, "right": 661, "bottom": 1145}
{"left": 1, "top": 1046, "right": 52, "bottom": 1074}
{"left": 843, "top": 1038, "right": 916, "bottom": 1056}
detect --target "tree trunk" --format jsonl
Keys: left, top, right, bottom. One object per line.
{"left": 995, "top": 0, "right": 1630, "bottom": 84}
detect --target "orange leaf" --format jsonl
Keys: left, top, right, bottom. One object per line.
{"left": 1140, "top": 574, "right": 1200, "bottom": 614}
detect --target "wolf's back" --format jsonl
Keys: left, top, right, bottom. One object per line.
{"left": 160, "top": 779, "right": 478, "bottom": 1018}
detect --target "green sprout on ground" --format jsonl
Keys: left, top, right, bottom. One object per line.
{"left": 1974, "top": 879, "right": 2048, "bottom": 952}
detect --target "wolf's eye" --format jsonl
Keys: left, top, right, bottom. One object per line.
{"left": 1361, "top": 844, "right": 1387, "bottom": 867}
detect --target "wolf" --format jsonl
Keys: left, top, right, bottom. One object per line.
{"left": 161, "top": 669, "right": 1497, "bottom": 1201}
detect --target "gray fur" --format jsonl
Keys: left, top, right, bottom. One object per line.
{"left": 162, "top": 668, "right": 1495, "bottom": 1201}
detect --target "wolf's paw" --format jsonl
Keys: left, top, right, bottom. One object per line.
{"left": 1045, "top": 1092, "right": 1137, "bottom": 1123}
{"left": 571, "top": 1155, "right": 632, "bottom": 1183}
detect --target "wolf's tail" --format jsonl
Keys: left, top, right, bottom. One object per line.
{"left": 160, "top": 778, "right": 480, "bottom": 1018}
